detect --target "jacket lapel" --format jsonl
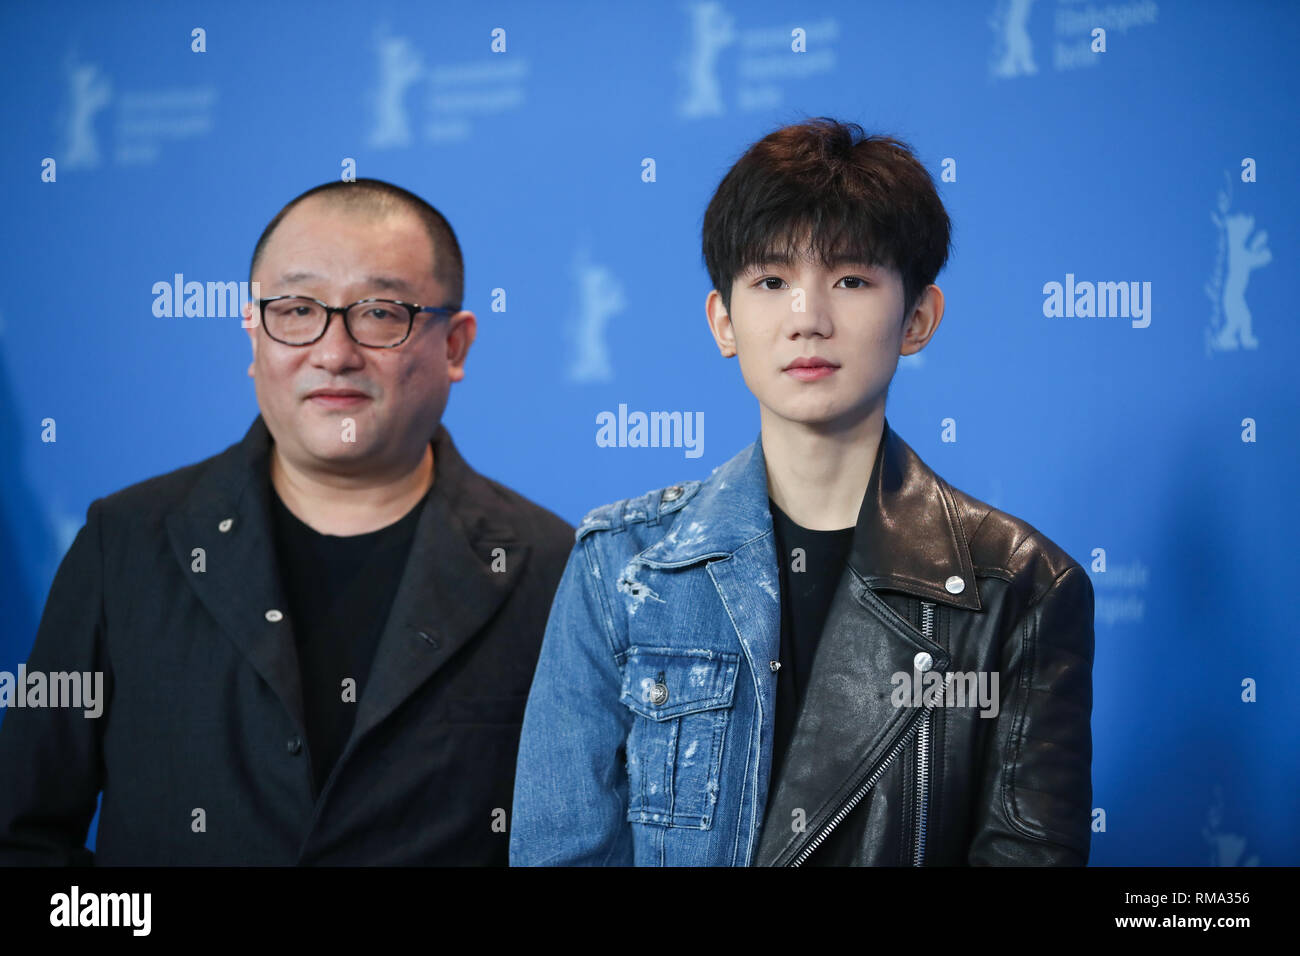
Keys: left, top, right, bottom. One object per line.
{"left": 348, "top": 424, "right": 528, "bottom": 744}
{"left": 166, "top": 416, "right": 306, "bottom": 732}
{"left": 847, "top": 419, "right": 982, "bottom": 612}
{"left": 166, "top": 416, "right": 528, "bottom": 749}
{"left": 752, "top": 570, "right": 949, "bottom": 866}
{"left": 753, "top": 417, "right": 982, "bottom": 865}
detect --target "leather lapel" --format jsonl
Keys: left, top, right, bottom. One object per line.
{"left": 754, "top": 566, "right": 949, "bottom": 866}
{"left": 848, "top": 418, "right": 982, "bottom": 611}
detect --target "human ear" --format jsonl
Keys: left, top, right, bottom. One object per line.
{"left": 705, "top": 289, "right": 737, "bottom": 358}
{"left": 900, "top": 285, "right": 945, "bottom": 357}
{"left": 445, "top": 310, "right": 477, "bottom": 383}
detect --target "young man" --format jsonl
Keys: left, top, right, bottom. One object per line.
{"left": 510, "top": 119, "right": 1094, "bottom": 866}
{"left": 0, "top": 179, "right": 574, "bottom": 864}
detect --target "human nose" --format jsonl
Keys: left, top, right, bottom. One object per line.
{"left": 788, "top": 283, "right": 834, "bottom": 338}
{"left": 310, "top": 305, "right": 366, "bottom": 369}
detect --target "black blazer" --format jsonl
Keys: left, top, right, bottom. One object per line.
{"left": 0, "top": 416, "right": 574, "bottom": 865}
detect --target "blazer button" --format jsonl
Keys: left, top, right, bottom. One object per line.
{"left": 287, "top": 736, "right": 303, "bottom": 756}
{"left": 265, "top": 609, "right": 284, "bottom": 623}
{"left": 218, "top": 518, "right": 233, "bottom": 532}
{"left": 416, "top": 630, "right": 440, "bottom": 650}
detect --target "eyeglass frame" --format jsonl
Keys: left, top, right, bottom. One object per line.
{"left": 254, "top": 295, "right": 461, "bottom": 349}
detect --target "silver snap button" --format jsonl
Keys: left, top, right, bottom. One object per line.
{"left": 945, "top": 575, "right": 965, "bottom": 594}
{"left": 265, "top": 609, "right": 284, "bottom": 623}
{"left": 662, "top": 485, "right": 683, "bottom": 502}
{"left": 913, "top": 651, "right": 932, "bottom": 672}
{"left": 769, "top": 660, "right": 781, "bottom": 672}
{"left": 648, "top": 681, "right": 669, "bottom": 706}
{"left": 218, "top": 518, "right": 233, "bottom": 532}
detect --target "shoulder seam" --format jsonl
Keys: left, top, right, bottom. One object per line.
{"left": 575, "top": 480, "right": 702, "bottom": 540}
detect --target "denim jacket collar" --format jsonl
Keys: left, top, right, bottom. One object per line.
{"left": 635, "top": 415, "right": 982, "bottom": 611}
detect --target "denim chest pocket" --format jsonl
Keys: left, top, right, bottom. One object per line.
{"left": 617, "top": 646, "right": 740, "bottom": 830}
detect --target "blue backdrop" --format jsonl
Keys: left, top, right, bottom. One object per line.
{"left": 1, "top": 0, "right": 1295, "bottom": 865}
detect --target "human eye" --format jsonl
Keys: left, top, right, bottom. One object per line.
{"left": 757, "top": 275, "right": 787, "bottom": 290}
{"left": 358, "top": 302, "right": 403, "bottom": 321}
{"left": 265, "top": 298, "right": 315, "bottom": 317}
{"left": 837, "top": 275, "right": 872, "bottom": 289}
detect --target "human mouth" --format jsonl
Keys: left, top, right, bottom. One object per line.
{"left": 305, "top": 388, "right": 371, "bottom": 409}
{"left": 783, "top": 357, "right": 839, "bottom": 381}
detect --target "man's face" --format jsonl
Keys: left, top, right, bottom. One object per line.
{"left": 243, "top": 196, "right": 475, "bottom": 476}
{"left": 706, "top": 252, "right": 942, "bottom": 432}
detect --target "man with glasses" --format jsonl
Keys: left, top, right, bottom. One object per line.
{"left": 0, "top": 179, "right": 574, "bottom": 865}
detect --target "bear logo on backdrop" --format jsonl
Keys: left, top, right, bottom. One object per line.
{"left": 1206, "top": 171, "right": 1271, "bottom": 354}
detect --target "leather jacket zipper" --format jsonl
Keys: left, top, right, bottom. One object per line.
{"left": 913, "top": 600, "right": 938, "bottom": 866}
{"left": 788, "top": 599, "right": 947, "bottom": 867}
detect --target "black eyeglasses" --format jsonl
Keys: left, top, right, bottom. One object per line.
{"left": 255, "top": 296, "right": 460, "bottom": 349}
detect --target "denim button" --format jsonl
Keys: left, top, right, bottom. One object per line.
{"left": 769, "top": 660, "right": 781, "bottom": 672}
{"left": 662, "top": 485, "right": 683, "bottom": 503}
{"left": 648, "top": 681, "right": 669, "bottom": 706}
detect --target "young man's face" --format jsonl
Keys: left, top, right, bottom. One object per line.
{"left": 243, "top": 196, "right": 476, "bottom": 477}
{"left": 706, "top": 253, "right": 942, "bottom": 433}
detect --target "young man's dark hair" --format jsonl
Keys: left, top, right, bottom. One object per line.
{"left": 701, "top": 118, "right": 952, "bottom": 323}
{"left": 250, "top": 177, "right": 466, "bottom": 308}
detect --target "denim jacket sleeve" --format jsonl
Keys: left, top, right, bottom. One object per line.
{"left": 967, "top": 563, "right": 1095, "bottom": 865}
{"left": 510, "top": 533, "right": 634, "bottom": 865}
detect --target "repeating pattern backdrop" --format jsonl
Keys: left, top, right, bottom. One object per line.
{"left": 1, "top": 0, "right": 1295, "bottom": 865}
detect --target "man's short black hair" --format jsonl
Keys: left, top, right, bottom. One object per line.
{"left": 250, "top": 178, "right": 465, "bottom": 308}
{"left": 702, "top": 118, "right": 952, "bottom": 321}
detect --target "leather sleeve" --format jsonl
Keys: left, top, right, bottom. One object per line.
{"left": 0, "top": 500, "right": 111, "bottom": 865}
{"left": 967, "top": 563, "right": 1095, "bottom": 865}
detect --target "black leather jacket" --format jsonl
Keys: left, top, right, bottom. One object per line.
{"left": 754, "top": 421, "right": 1095, "bottom": 865}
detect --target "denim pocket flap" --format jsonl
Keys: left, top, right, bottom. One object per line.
{"left": 619, "top": 646, "right": 740, "bottom": 721}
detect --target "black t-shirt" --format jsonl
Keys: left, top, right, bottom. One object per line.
{"left": 269, "top": 481, "right": 430, "bottom": 797}
{"left": 768, "top": 497, "right": 857, "bottom": 785}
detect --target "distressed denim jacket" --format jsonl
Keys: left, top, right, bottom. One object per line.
{"left": 510, "top": 417, "right": 1094, "bottom": 866}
